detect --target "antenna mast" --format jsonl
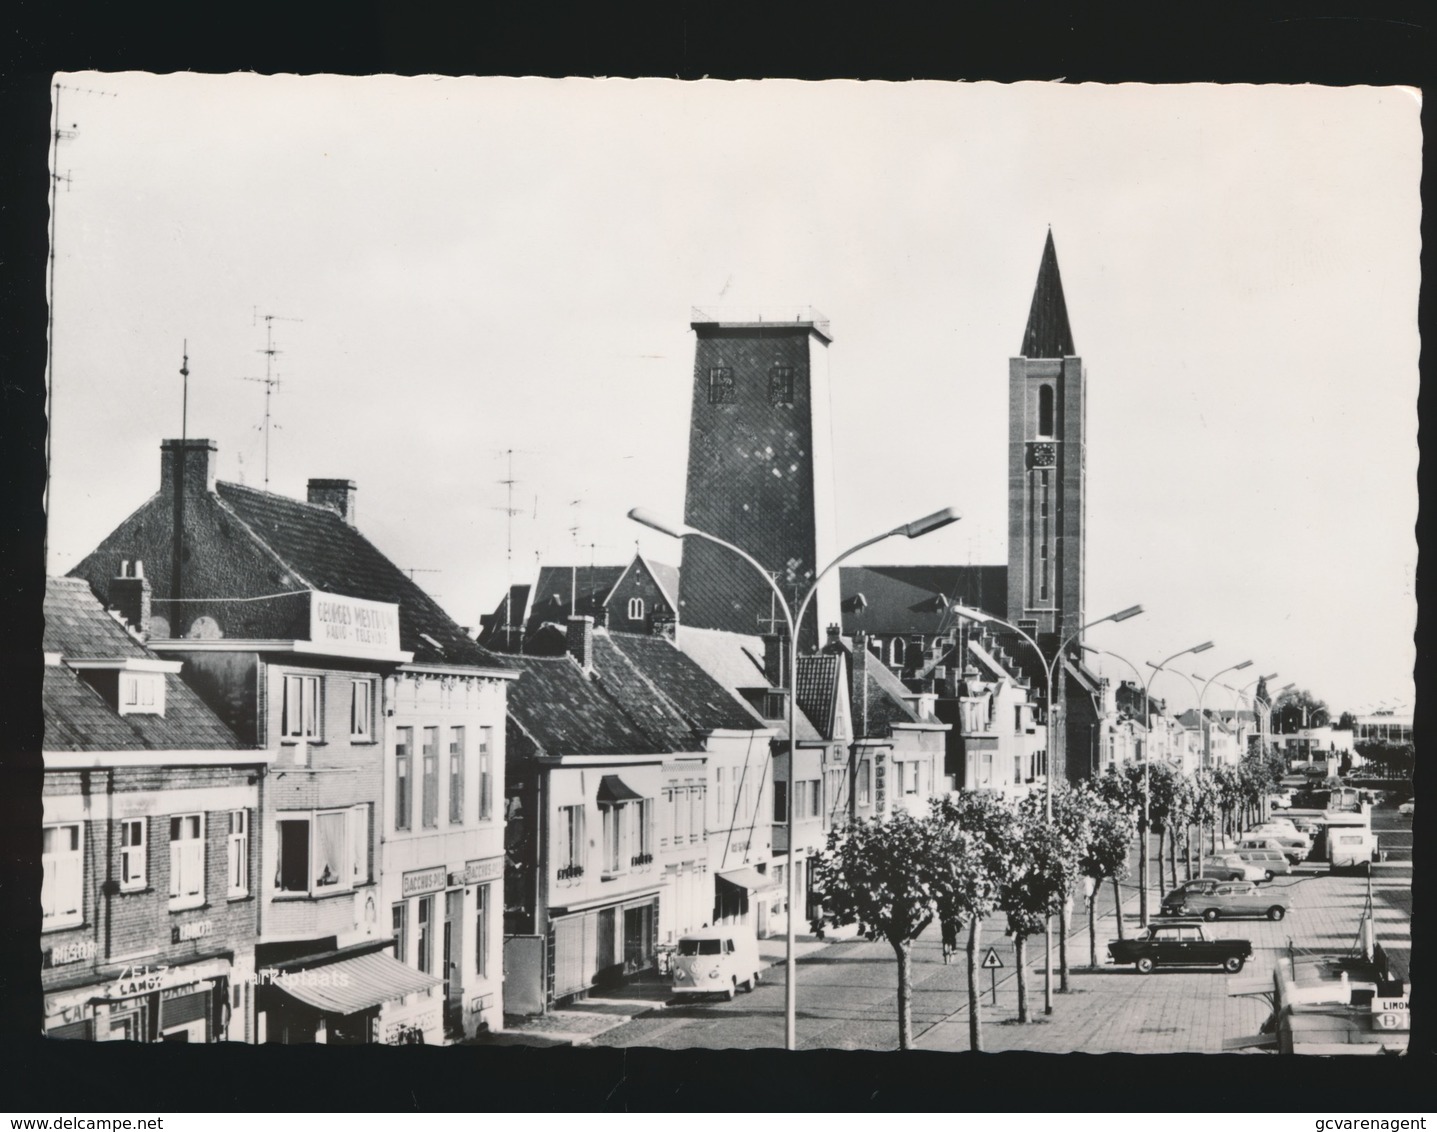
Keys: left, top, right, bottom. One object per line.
{"left": 245, "top": 310, "right": 302, "bottom": 488}
{"left": 172, "top": 342, "right": 190, "bottom": 611}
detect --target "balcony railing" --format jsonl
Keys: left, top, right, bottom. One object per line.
{"left": 631, "top": 852, "right": 653, "bottom": 867}
{"left": 557, "top": 864, "right": 584, "bottom": 881}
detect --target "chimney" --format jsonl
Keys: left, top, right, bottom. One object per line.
{"left": 161, "top": 438, "right": 219, "bottom": 497}
{"left": 851, "top": 628, "right": 870, "bottom": 739}
{"left": 307, "top": 479, "right": 358, "bottom": 526}
{"left": 762, "top": 631, "right": 791, "bottom": 688}
{"left": 567, "top": 615, "right": 595, "bottom": 672}
{"left": 651, "top": 612, "right": 677, "bottom": 641}
{"left": 110, "top": 559, "right": 152, "bottom": 638}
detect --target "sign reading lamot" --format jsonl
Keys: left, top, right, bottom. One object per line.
{"left": 309, "top": 592, "right": 402, "bottom": 658}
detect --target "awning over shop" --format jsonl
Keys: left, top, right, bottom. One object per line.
{"left": 597, "top": 773, "right": 643, "bottom": 805}
{"left": 717, "top": 866, "right": 781, "bottom": 896}
{"left": 268, "top": 951, "right": 441, "bottom": 1015}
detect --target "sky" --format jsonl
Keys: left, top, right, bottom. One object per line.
{"left": 45, "top": 75, "right": 1420, "bottom": 716}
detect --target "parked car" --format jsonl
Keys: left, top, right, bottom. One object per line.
{"left": 671, "top": 926, "right": 761, "bottom": 1000}
{"left": 1236, "top": 836, "right": 1303, "bottom": 866}
{"left": 1269, "top": 793, "right": 1292, "bottom": 809}
{"left": 1246, "top": 826, "right": 1312, "bottom": 858}
{"left": 1200, "top": 854, "right": 1267, "bottom": 883}
{"left": 1232, "top": 844, "right": 1294, "bottom": 877}
{"left": 1160, "top": 878, "right": 1224, "bottom": 915}
{"left": 1167, "top": 881, "right": 1290, "bottom": 922}
{"left": 1398, "top": 801, "right": 1414, "bottom": 818}
{"left": 1108, "top": 921, "right": 1253, "bottom": 974}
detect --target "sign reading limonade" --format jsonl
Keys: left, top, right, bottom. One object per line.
{"left": 308, "top": 592, "right": 402, "bottom": 659}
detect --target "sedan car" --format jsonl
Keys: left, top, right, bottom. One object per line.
{"left": 1398, "top": 801, "right": 1414, "bottom": 817}
{"left": 1108, "top": 921, "right": 1252, "bottom": 974}
{"left": 1160, "top": 877, "right": 1224, "bottom": 915}
{"left": 1168, "top": 881, "right": 1290, "bottom": 922}
{"left": 1200, "top": 854, "right": 1267, "bottom": 883}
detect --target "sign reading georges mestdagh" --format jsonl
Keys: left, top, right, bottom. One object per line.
{"left": 307, "top": 591, "right": 403, "bottom": 659}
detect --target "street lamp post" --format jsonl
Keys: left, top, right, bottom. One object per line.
{"left": 1137, "top": 642, "right": 1215, "bottom": 926}
{"left": 629, "top": 504, "right": 959, "bottom": 1051}
{"left": 950, "top": 603, "right": 1142, "bottom": 1013}
{"left": 1195, "top": 660, "right": 1253, "bottom": 769}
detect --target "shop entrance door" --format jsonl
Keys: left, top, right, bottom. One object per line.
{"left": 594, "top": 907, "right": 618, "bottom": 983}
{"left": 443, "top": 889, "right": 463, "bottom": 1037}
{"left": 623, "top": 902, "right": 654, "bottom": 973}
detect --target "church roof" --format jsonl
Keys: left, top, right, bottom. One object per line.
{"left": 839, "top": 565, "right": 1006, "bottom": 637}
{"left": 1020, "top": 230, "right": 1076, "bottom": 359}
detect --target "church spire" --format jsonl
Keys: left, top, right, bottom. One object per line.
{"left": 1020, "top": 229, "right": 1075, "bottom": 359}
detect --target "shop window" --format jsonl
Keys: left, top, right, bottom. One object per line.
{"left": 417, "top": 896, "right": 434, "bottom": 974}
{"left": 42, "top": 823, "right": 83, "bottom": 929}
{"left": 422, "top": 727, "right": 439, "bottom": 828}
{"left": 707, "top": 366, "right": 735, "bottom": 404}
{"left": 448, "top": 726, "right": 466, "bottom": 825}
{"left": 227, "top": 810, "right": 248, "bottom": 896}
{"left": 627, "top": 597, "right": 644, "bottom": 621}
{"left": 394, "top": 727, "right": 413, "bottom": 831}
{"left": 120, "top": 817, "right": 147, "bottom": 890}
{"left": 478, "top": 727, "right": 493, "bottom": 821}
{"left": 119, "top": 672, "right": 164, "bottom": 716}
{"left": 769, "top": 363, "right": 794, "bottom": 405}
{"left": 169, "top": 814, "right": 205, "bottom": 909}
{"left": 475, "top": 883, "right": 491, "bottom": 978}
{"left": 392, "top": 902, "right": 407, "bottom": 963}
{"left": 281, "top": 673, "right": 321, "bottom": 740}
{"left": 350, "top": 680, "right": 373, "bottom": 739}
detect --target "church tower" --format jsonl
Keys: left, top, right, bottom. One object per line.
{"left": 1006, "top": 231, "right": 1086, "bottom": 655}
{"left": 677, "top": 309, "right": 839, "bottom": 652}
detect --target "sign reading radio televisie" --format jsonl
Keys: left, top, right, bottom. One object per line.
{"left": 309, "top": 592, "right": 402, "bottom": 659}
{"left": 402, "top": 865, "right": 447, "bottom": 898}
{"left": 464, "top": 857, "right": 504, "bottom": 885}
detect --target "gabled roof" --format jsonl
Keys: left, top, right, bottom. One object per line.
{"left": 44, "top": 576, "right": 149, "bottom": 658}
{"left": 675, "top": 626, "right": 822, "bottom": 741}
{"left": 504, "top": 654, "right": 677, "bottom": 758}
{"left": 823, "top": 634, "right": 926, "bottom": 738}
{"left": 795, "top": 653, "right": 842, "bottom": 740}
{"left": 590, "top": 634, "right": 702, "bottom": 751}
{"left": 839, "top": 565, "right": 1006, "bottom": 637}
{"left": 604, "top": 632, "right": 763, "bottom": 733}
{"left": 43, "top": 577, "right": 244, "bottom": 752}
{"left": 646, "top": 560, "right": 680, "bottom": 608}
{"left": 213, "top": 481, "right": 490, "bottom": 666}
{"left": 528, "top": 565, "right": 626, "bottom": 626}
{"left": 1020, "top": 229, "right": 1076, "bottom": 359}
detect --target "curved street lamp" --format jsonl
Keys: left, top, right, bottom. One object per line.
{"left": 1195, "top": 660, "right": 1253, "bottom": 768}
{"left": 1136, "top": 641, "right": 1214, "bottom": 926}
{"left": 949, "top": 602, "right": 1143, "bottom": 1012}
{"left": 629, "top": 504, "right": 960, "bottom": 1050}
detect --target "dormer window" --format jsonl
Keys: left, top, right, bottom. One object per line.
{"left": 119, "top": 672, "right": 165, "bottom": 716}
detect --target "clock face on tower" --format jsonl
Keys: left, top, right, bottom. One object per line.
{"left": 1030, "top": 442, "right": 1056, "bottom": 468}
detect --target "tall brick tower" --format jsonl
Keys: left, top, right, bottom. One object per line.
{"left": 678, "top": 309, "right": 838, "bottom": 652}
{"left": 1007, "top": 230, "right": 1086, "bottom": 656}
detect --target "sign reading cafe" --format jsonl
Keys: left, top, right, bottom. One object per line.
{"left": 308, "top": 592, "right": 401, "bottom": 658}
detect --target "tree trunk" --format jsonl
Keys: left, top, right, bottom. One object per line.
{"left": 1139, "top": 824, "right": 1150, "bottom": 925}
{"left": 966, "top": 917, "right": 983, "bottom": 1052}
{"left": 1112, "top": 875, "right": 1125, "bottom": 940}
{"left": 893, "top": 937, "right": 913, "bottom": 1050}
{"left": 1185, "top": 825, "right": 1194, "bottom": 881}
{"left": 1088, "top": 888, "right": 1098, "bottom": 968}
{"left": 1015, "top": 934, "right": 1030, "bottom": 1023}
{"left": 1168, "top": 826, "right": 1179, "bottom": 889}
{"left": 1156, "top": 828, "right": 1167, "bottom": 900}
{"left": 1058, "top": 894, "right": 1072, "bottom": 991}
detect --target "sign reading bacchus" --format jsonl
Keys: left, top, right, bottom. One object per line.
{"left": 308, "top": 592, "right": 401, "bottom": 658}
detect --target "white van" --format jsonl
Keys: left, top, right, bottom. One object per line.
{"left": 671, "top": 926, "right": 762, "bottom": 1000}
{"left": 1328, "top": 828, "right": 1379, "bottom": 872}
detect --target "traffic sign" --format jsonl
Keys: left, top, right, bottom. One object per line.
{"left": 980, "top": 946, "right": 1004, "bottom": 970}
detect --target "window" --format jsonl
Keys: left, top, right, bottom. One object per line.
{"left": 556, "top": 805, "right": 584, "bottom": 877}
{"left": 227, "top": 811, "right": 248, "bottom": 896}
{"left": 824, "top": 768, "right": 846, "bottom": 818}
{"left": 282, "top": 674, "right": 321, "bottom": 740}
{"left": 770, "top": 363, "right": 794, "bottom": 405}
{"left": 707, "top": 366, "right": 735, "bottom": 404}
{"left": 417, "top": 896, "right": 434, "bottom": 974}
{"left": 793, "top": 779, "right": 821, "bottom": 820}
{"left": 275, "top": 809, "right": 363, "bottom": 896}
{"left": 907, "top": 760, "right": 921, "bottom": 795}
{"left": 715, "top": 767, "right": 726, "bottom": 822}
{"left": 1038, "top": 384, "right": 1054, "bottom": 437}
{"left": 394, "top": 727, "right": 412, "bottom": 831}
{"left": 169, "top": 814, "right": 204, "bottom": 908}
{"left": 421, "top": 727, "right": 439, "bottom": 828}
{"left": 120, "top": 818, "right": 146, "bottom": 890}
{"left": 448, "top": 726, "right": 466, "bottom": 825}
{"left": 674, "top": 788, "right": 689, "bottom": 841}
{"left": 773, "top": 780, "right": 787, "bottom": 823}
{"left": 627, "top": 597, "right": 644, "bottom": 621}
{"left": 475, "top": 883, "right": 491, "bottom": 978}
{"left": 42, "top": 823, "right": 83, "bottom": 928}
{"left": 478, "top": 727, "right": 493, "bottom": 821}
{"left": 689, "top": 787, "right": 704, "bottom": 841}
{"left": 392, "top": 902, "right": 407, "bottom": 963}
{"left": 350, "top": 680, "right": 373, "bottom": 739}
{"left": 603, "top": 806, "right": 623, "bottom": 874}
{"left": 119, "top": 673, "right": 163, "bottom": 716}
{"left": 635, "top": 799, "right": 652, "bottom": 863}
{"left": 858, "top": 761, "right": 872, "bottom": 806}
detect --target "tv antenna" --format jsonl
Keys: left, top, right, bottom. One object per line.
{"left": 490, "top": 448, "right": 535, "bottom": 650}
{"left": 45, "top": 80, "right": 116, "bottom": 570}
{"left": 243, "top": 310, "right": 303, "bottom": 488}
